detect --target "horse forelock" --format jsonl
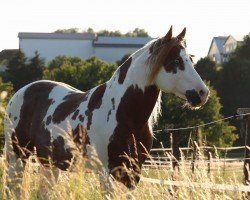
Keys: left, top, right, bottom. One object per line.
{"left": 146, "top": 37, "right": 184, "bottom": 83}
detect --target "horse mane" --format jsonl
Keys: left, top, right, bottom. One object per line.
{"left": 147, "top": 37, "right": 184, "bottom": 83}
{"left": 148, "top": 90, "right": 162, "bottom": 132}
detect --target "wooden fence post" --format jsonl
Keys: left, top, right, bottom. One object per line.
{"left": 237, "top": 108, "right": 250, "bottom": 185}
{"left": 207, "top": 151, "right": 212, "bottom": 175}
{"left": 0, "top": 135, "right": 4, "bottom": 155}
{"left": 170, "top": 129, "right": 181, "bottom": 171}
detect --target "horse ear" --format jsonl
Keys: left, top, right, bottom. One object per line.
{"left": 164, "top": 26, "right": 173, "bottom": 41}
{"left": 177, "top": 27, "right": 186, "bottom": 40}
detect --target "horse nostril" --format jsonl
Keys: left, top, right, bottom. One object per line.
{"left": 199, "top": 90, "right": 204, "bottom": 97}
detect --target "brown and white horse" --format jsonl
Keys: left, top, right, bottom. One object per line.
{"left": 4, "top": 27, "right": 209, "bottom": 189}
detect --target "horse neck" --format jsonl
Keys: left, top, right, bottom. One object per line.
{"left": 110, "top": 50, "right": 160, "bottom": 129}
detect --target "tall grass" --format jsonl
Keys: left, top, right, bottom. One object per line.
{"left": 0, "top": 154, "right": 247, "bottom": 200}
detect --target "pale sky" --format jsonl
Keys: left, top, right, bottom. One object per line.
{"left": 0, "top": 0, "right": 249, "bottom": 59}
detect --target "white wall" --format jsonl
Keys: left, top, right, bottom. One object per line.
{"left": 224, "top": 36, "right": 237, "bottom": 54}
{"left": 208, "top": 42, "right": 222, "bottom": 64}
{"left": 20, "top": 38, "right": 94, "bottom": 63}
{"left": 94, "top": 47, "right": 138, "bottom": 63}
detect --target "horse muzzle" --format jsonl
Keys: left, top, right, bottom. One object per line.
{"left": 185, "top": 88, "right": 209, "bottom": 108}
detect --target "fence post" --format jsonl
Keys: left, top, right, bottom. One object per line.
{"left": 170, "top": 129, "right": 180, "bottom": 171}
{"left": 191, "top": 139, "right": 197, "bottom": 173}
{"left": 207, "top": 151, "right": 212, "bottom": 175}
{"left": 0, "top": 135, "right": 4, "bottom": 155}
{"left": 237, "top": 108, "right": 250, "bottom": 185}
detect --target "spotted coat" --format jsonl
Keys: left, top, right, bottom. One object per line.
{"left": 4, "top": 27, "right": 209, "bottom": 189}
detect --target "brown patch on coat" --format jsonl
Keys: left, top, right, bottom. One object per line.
{"left": 72, "top": 124, "right": 90, "bottom": 156}
{"left": 46, "top": 115, "right": 52, "bottom": 125}
{"left": 108, "top": 85, "right": 159, "bottom": 188}
{"left": 78, "top": 114, "right": 84, "bottom": 122}
{"left": 147, "top": 37, "right": 185, "bottom": 82}
{"left": 118, "top": 57, "right": 132, "bottom": 84}
{"left": 163, "top": 45, "right": 185, "bottom": 74}
{"left": 107, "top": 110, "right": 112, "bottom": 122}
{"left": 111, "top": 98, "right": 115, "bottom": 109}
{"left": 14, "top": 116, "right": 17, "bottom": 121}
{"left": 72, "top": 109, "right": 80, "bottom": 120}
{"left": 85, "top": 84, "right": 107, "bottom": 129}
{"left": 11, "top": 81, "right": 56, "bottom": 161}
{"left": 51, "top": 136, "right": 74, "bottom": 170}
{"left": 52, "top": 92, "right": 88, "bottom": 124}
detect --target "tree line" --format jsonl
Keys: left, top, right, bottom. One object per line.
{"left": 54, "top": 27, "right": 150, "bottom": 37}
{"left": 0, "top": 33, "right": 249, "bottom": 148}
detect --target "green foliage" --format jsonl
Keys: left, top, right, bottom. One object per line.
{"left": 53, "top": 27, "right": 150, "bottom": 37}
{"left": 97, "top": 30, "right": 123, "bottom": 37}
{"left": 2, "top": 51, "right": 44, "bottom": 91}
{"left": 217, "top": 33, "right": 250, "bottom": 116}
{"left": 96, "top": 28, "right": 149, "bottom": 37}
{"left": 125, "top": 28, "right": 149, "bottom": 37}
{"left": 233, "top": 34, "right": 250, "bottom": 59}
{"left": 54, "top": 28, "right": 80, "bottom": 33}
{"left": 0, "top": 49, "right": 19, "bottom": 63}
{"left": 195, "top": 57, "right": 221, "bottom": 87}
{"left": 43, "top": 56, "right": 117, "bottom": 91}
{"left": 155, "top": 84, "right": 237, "bottom": 147}
{"left": 0, "top": 78, "right": 13, "bottom": 136}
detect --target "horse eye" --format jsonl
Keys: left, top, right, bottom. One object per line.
{"left": 174, "top": 59, "right": 179, "bottom": 65}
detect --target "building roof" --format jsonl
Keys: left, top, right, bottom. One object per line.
{"left": 93, "top": 36, "right": 152, "bottom": 47}
{"left": 18, "top": 32, "right": 152, "bottom": 47}
{"left": 214, "top": 36, "right": 228, "bottom": 53}
{"left": 18, "top": 32, "right": 96, "bottom": 40}
{"left": 208, "top": 36, "right": 228, "bottom": 55}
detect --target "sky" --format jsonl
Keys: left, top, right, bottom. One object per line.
{"left": 0, "top": 0, "right": 249, "bottom": 60}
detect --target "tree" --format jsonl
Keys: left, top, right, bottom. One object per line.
{"left": 53, "top": 27, "right": 151, "bottom": 37}
{"left": 54, "top": 28, "right": 80, "bottom": 33}
{"left": 195, "top": 57, "right": 221, "bottom": 88}
{"left": 217, "top": 33, "right": 250, "bottom": 116}
{"left": 0, "top": 78, "right": 13, "bottom": 135}
{"left": 26, "top": 51, "right": 44, "bottom": 82}
{"left": 125, "top": 28, "right": 149, "bottom": 37}
{"left": 154, "top": 83, "right": 237, "bottom": 147}
{"left": 97, "top": 30, "right": 123, "bottom": 37}
{"left": 2, "top": 51, "right": 44, "bottom": 91}
{"left": 43, "top": 56, "right": 117, "bottom": 91}
{"left": 97, "top": 28, "right": 149, "bottom": 37}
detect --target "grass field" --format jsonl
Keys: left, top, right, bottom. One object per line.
{"left": 0, "top": 156, "right": 247, "bottom": 200}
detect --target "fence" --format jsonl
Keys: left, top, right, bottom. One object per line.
{"left": 0, "top": 109, "right": 250, "bottom": 193}
{"left": 145, "top": 146, "right": 245, "bottom": 168}
{"left": 0, "top": 135, "right": 4, "bottom": 154}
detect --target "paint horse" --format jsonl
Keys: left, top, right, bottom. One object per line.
{"left": 4, "top": 27, "right": 209, "bottom": 189}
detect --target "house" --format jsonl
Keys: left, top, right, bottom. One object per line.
{"left": 18, "top": 32, "right": 152, "bottom": 63}
{"left": 207, "top": 35, "right": 243, "bottom": 64}
{"left": 223, "top": 35, "right": 243, "bottom": 62}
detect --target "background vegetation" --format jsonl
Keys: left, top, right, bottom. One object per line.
{"left": 0, "top": 31, "right": 250, "bottom": 150}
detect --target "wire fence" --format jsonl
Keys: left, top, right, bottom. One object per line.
{"left": 153, "top": 112, "right": 250, "bottom": 133}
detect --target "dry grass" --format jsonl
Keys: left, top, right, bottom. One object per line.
{"left": 0, "top": 155, "right": 248, "bottom": 200}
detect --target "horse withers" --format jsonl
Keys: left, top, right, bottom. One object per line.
{"left": 4, "top": 26, "right": 209, "bottom": 191}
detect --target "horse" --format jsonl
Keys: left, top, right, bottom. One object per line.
{"left": 4, "top": 26, "right": 209, "bottom": 190}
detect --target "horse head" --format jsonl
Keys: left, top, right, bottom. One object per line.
{"left": 147, "top": 26, "right": 209, "bottom": 108}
